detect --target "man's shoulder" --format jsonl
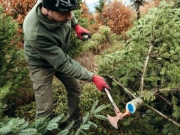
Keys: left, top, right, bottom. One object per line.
{"left": 23, "top": 5, "right": 41, "bottom": 40}
{"left": 23, "top": 0, "right": 43, "bottom": 40}
{"left": 23, "top": 14, "right": 39, "bottom": 40}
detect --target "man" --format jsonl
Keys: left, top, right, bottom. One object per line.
{"left": 23, "top": 0, "right": 110, "bottom": 129}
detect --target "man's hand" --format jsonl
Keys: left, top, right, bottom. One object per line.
{"left": 74, "top": 24, "right": 91, "bottom": 40}
{"left": 92, "top": 75, "right": 110, "bottom": 91}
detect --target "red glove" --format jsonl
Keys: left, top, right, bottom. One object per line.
{"left": 73, "top": 24, "right": 92, "bottom": 40}
{"left": 92, "top": 75, "right": 110, "bottom": 91}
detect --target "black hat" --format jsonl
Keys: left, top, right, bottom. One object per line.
{"left": 42, "top": 0, "right": 77, "bottom": 12}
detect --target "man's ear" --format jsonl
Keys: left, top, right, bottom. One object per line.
{"left": 41, "top": 7, "right": 51, "bottom": 19}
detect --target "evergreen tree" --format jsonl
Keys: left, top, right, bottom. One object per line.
{"left": 94, "top": 0, "right": 106, "bottom": 25}
{"left": 98, "top": 1, "right": 180, "bottom": 134}
{"left": 0, "top": 5, "right": 31, "bottom": 116}
{"left": 94, "top": 0, "right": 106, "bottom": 14}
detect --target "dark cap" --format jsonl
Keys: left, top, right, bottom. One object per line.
{"left": 42, "top": 0, "right": 77, "bottom": 12}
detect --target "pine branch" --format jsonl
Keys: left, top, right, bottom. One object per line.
{"left": 108, "top": 75, "right": 180, "bottom": 128}
{"left": 74, "top": 100, "right": 109, "bottom": 135}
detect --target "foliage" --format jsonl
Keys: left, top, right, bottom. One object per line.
{"left": 103, "top": 0, "right": 133, "bottom": 34}
{"left": 69, "top": 9, "right": 91, "bottom": 58}
{"left": 73, "top": 100, "right": 109, "bottom": 135}
{"left": 0, "top": 5, "right": 33, "bottom": 117}
{"left": 79, "top": 2, "right": 100, "bottom": 33}
{"left": 76, "top": 0, "right": 83, "bottom": 9}
{"left": 173, "top": 0, "right": 180, "bottom": 7}
{"left": 96, "top": 0, "right": 134, "bottom": 35}
{"left": 0, "top": 115, "right": 64, "bottom": 135}
{"left": 69, "top": 1, "right": 104, "bottom": 58}
{"left": 94, "top": 0, "right": 106, "bottom": 26}
{"left": 15, "top": 102, "right": 36, "bottom": 121}
{"left": 81, "top": 25, "right": 123, "bottom": 54}
{"left": 0, "top": 101, "right": 109, "bottom": 135}
{"left": 132, "top": 0, "right": 180, "bottom": 18}
{"left": 98, "top": 1, "right": 180, "bottom": 134}
{"left": 94, "top": 0, "right": 106, "bottom": 14}
{"left": 69, "top": 1, "right": 110, "bottom": 58}
{"left": 1, "top": 0, "right": 37, "bottom": 48}
{"left": 1, "top": 0, "right": 36, "bottom": 25}
{"left": 51, "top": 78, "right": 68, "bottom": 117}
{"left": 139, "top": 0, "right": 161, "bottom": 17}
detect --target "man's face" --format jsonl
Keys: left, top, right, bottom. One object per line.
{"left": 48, "top": 10, "right": 73, "bottom": 23}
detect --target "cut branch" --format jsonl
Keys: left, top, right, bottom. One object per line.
{"left": 157, "top": 95, "right": 172, "bottom": 106}
{"left": 159, "top": 87, "right": 180, "bottom": 93}
{"left": 107, "top": 75, "right": 180, "bottom": 128}
{"left": 140, "top": 42, "right": 154, "bottom": 96}
{"left": 108, "top": 75, "right": 136, "bottom": 99}
{"left": 145, "top": 104, "right": 180, "bottom": 127}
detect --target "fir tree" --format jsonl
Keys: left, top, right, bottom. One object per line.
{"left": 98, "top": 1, "right": 180, "bottom": 134}
{"left": 0, "top": 5, "right": 30, "bottom": 115}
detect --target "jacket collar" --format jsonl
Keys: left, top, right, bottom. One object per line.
{"left": 36, "top": 3, "right": 62, "bottom": 30}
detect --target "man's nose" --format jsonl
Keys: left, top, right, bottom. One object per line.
{"left": 67, "top": 11, "right": 73, "bottom": 20}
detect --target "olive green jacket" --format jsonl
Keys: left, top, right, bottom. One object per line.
{"left": 23, "top": 0, "right": 94, "bottom": 81}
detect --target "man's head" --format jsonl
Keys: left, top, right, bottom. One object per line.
{"left": 42, "top": 0, "right": 77, "bottom": 12}
{"left": 41, "top": 0, "right": 77, "bottom": 23}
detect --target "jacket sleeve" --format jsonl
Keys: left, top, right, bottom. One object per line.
{"left": 71, "top": 13, "right": 78, "bottom": 27}
{"left": 27, "top": 38, "right": 94, "bottom": 82}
